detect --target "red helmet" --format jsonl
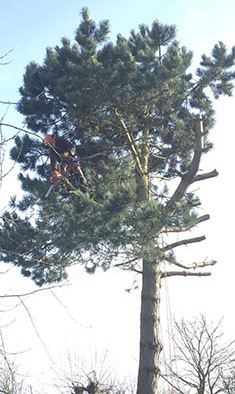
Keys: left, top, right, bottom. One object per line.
{"left": 44, "top": 134, "right": 55, "bottom": 146}
{"left": 50, "top": 170, "right": 62, "bottom": 183}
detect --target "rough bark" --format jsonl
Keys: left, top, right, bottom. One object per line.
{"left": 137, "top": 259, "right": 162, "bottom": 394}
{"left": 136, "top": 123, "right": 163, "bottom": 393}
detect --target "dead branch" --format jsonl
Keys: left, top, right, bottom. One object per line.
{"left": 0, "top": 284, "right": 69, "bottom": 298}
{"left": 0, "top": 100, "right": 18, "bottom": 105}
{"left": 0, "top": 123, "right": 43, "bottom": 141}
{"left": 18, "top": 296, "right": 54, "bottom": 364}
{"left": 0, "top": 48, "right": 14, "bottom": 61}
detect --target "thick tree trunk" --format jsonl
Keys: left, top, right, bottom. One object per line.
{"left": 137, "top": 259, "right": 162, "bottom": 394}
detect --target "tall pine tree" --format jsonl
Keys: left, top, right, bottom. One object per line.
{"left": 1, "top": 8, "right": 235, "bottom": 394}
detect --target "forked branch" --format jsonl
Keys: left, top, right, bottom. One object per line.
{"left": 167, "top": 116, "right": 208, "bottom": 212}
{"left": 112, "top": 107, "right": 144, "bottom": 177}
{"left": 165, "top": 258, "right": 217, "bottom": 270}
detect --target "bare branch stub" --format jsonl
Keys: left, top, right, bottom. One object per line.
{"left": 161, "top": 271, "right": 211, "bottom": 278}
{"left": 165, "top": 259, "right": 217, "bottom": 270}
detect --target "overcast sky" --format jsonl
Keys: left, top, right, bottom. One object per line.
{"left": 0, "top": 1, "right": 235, "bottom": 392}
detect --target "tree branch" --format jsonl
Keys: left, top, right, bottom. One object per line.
{"left": 162, "top": 235, "right": 206, "bottom": 251}
{"left": 167, "top": 115, "right": 204, "bottom": 211}
{"left": 0, "top": 122, "right": 43, "bottom": 141}
{"left": 114, "top": 258, "right": 142, "bottom": 274}
{"left": 165, "top": 258, "right": 217, "bottom": 270}
{"left": 0, "top": 100, "right": 18, "bottom": 105}
{"left": 192, "top": 169, "right": 219, "bottom": 183}
{"left": 112, "top": 107, "right": 144, "bottom": 177}
{"left": 18, "top": 296, "right": 55, "bottom": 363}
{"left": 160, "top": 214, "right": 210, "bottom": 233}
{"left": 161, "top": 271, "right": 212, "bottom": 278}
{"left": 90, "top": 58, "right": 144, "bottom": 177}
{"left": 160, "top": 374, "right": 186, "bottom": 394}
{"left": 0, "top": 284, "right": 69, "bottom": 298}
{"left": 114, "top": 257, "right": 139, "bottom": 268}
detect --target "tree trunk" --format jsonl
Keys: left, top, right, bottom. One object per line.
{"left": 137, "top": 259, "right": 162, "bottom": 394}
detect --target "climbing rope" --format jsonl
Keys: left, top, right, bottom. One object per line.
{"left": 160, "top": 234, "right": 179, "bottom": 394}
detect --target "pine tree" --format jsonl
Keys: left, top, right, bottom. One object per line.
{"left": 0, "top": 8, "right": 235, "bottom": 394}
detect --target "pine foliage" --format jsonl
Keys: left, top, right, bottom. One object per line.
{"left": 0, "top": 8, "right": 235, "bottom": 285}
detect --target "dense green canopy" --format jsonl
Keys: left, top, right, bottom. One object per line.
{"left": 1, "top": 8, "right": 234, "bottom": 285}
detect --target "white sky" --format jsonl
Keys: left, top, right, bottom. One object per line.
{"left": 0, "top": 1, "right": 235, "bottom": 392}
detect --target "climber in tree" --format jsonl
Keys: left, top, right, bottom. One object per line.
{"left": 44, "top": 132, "right": 86, "bottom": 191}
{"left": 44, "top": 132, "right": 74, "bottom": 170}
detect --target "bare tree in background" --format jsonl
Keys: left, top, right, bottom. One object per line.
{"left": 0, "top": 330, "right": 29, "bottom": 394}
{"left": 221, "top": 367, "right": 235, "bottom": 394}
{"left": 55, "top": 351, "right": 136, "bottom": 394}
{"left": 70, "top": 370, "right": 132, "bottom": 394}
{"left": 0, "top": 49, "right": 19, "bottom": 190}
{"left": 161, "top": 315, "right": 235, "bottom": 394}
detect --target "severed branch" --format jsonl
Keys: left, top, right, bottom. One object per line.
{"left": 162, "top": 235, "right": 206, "bottom": 251}
{"left": 192, "top": 213, "right": 210, "bottom": 225}
{"left": 165, "top": 258, "right": 217, "bottom": 270}
{"left": 192, "top": 169, "right": 218, "bottom": 183}
{"left": 161, "top": 271, "right": 211, "bottom": 278}
{"left": 161, "top": 257, "right": 217, "bottom": 278}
